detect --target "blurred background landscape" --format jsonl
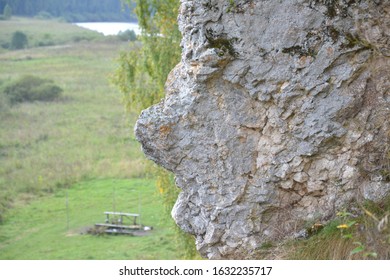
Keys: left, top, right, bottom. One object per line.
{"left": 0, "top": 0, "right": 195, "bottom": 259}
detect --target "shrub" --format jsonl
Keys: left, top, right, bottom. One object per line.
{"left": 3, "top": 75, "right": 63, "bottom": 104}
{"left": 11, "top": 31, "right": 28, "bottom": 50}
{"left": 1, "top": 41, "right": 10, "bottom": 49}
{"left": 30, "top": 83, "right": 63, "bottom": 101}
{"left": 117, "top": 30, "right": 137, "bottom": 42}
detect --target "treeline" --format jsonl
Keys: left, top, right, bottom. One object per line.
{"left": 0, "top": 0, "right": 137, "bottom": 22}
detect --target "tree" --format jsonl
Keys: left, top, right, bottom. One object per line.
{"left": 114, "top": 0, "right": 181, "bottom": 111}
{"left": 3, "top": 3, "right": 11, "bottom": 19}
{"left": 113, "top": 0, "right": 199, "bottom": 259}
{"left": 11, "top": 31, "right": 28, "bottom": 50}
{"left": 117, "top": 29, "right": 137, "bottom": 41}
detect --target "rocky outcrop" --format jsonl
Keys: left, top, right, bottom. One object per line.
{"left": 135, "top": 0, "right": 390, "bottom": 259}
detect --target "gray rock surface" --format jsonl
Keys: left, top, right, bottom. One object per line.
{"left": 135, "top": 0, "right": 390, "bottom": 259}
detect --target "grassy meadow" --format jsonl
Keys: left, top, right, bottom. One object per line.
{"left": 0, "top": 16, "right": 102, "bottom": 51}
{"left": 0, "top": 17, "right": 183, "bottom": 259}
{"left": 0, "top": 179, "right": 180, "bottom": 260}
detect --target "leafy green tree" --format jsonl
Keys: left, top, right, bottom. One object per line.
{"left": 114, "top": 0, "right": 181, "bottom": 111}
{"left": 113, "top": 0, "right": 199, "bottom": 259}
{"left": 11, "top": 31, "right": 28, "bottom": 50}
{"left": 3, "top": 3, "right": 11, "bottom": 19}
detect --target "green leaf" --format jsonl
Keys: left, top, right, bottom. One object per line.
{"left": 347, "top": 221, "right": 356, "bottom": 227}
{"left": 350, "top": 243, "right": 364, "bottom": 255}
{"left": 342, "top": 233, "right": 353, "bottom": 239}
{"left": 337, "top": 211, "right": 354, "bottom": 218}
{"left": 364, "top": 252, "right": 378, "bottom": 258}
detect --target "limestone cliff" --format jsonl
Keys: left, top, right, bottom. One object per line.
{"left": 135, "top": 0, "right": 390, "bottom": 259}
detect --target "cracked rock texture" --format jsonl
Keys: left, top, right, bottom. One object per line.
{"left": 135, "top": 0, "right": 390, "bottom": 259}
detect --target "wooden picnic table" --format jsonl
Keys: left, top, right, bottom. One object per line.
{"left": 104, "top": 211, "right": 139, "bottom": 225}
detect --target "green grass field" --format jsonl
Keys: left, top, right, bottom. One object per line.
{"left": 0, "top": 179, "right": 181, "bottom": 260}
{"left": 0, "top": 17, "right": 183, "bottom": 259}
{"left": 0, "top": 17, "right": 102, "bottom": 51}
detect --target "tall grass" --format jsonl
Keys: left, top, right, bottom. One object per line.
{"left": 0, "top": 23, "right": 146, "bottom": 223}
{"left": 286, "top": 198, "right": 390, "bottom": 260}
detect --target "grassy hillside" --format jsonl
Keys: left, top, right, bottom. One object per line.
{"left": 0, "top": 38, "right": 144, "bottom": 213}
{"left": 0, "top": 17, "right": 103, "bottom": 52}
{"left": 0, "top": 17, "right": 184, "bottom": 259}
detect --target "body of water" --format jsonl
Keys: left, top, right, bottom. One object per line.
{"left": 74, "top": 22, "right": 140, "bottom": 36}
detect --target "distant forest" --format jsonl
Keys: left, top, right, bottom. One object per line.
{"left": 0, "top": 0, "right": 137, "bottom": 22}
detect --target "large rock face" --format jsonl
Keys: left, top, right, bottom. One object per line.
{"left": 135, "top": 0, "right": 390, "bottom": 259}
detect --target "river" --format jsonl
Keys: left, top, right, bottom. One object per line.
{"left": 74, "top": 22, "right": 140, "bottom": 36}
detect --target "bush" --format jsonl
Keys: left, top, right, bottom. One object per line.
{"left": 1, "top": 41, "right": 10, "bottom": 49}
{"left": 117, "top": 30, "right": 137, "bottom": 42}
{"left": 3, "top": 75, "right": 63, "bottom": 104}
{"left": 11, "top": 31, "right": 28, "bottom": 50}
